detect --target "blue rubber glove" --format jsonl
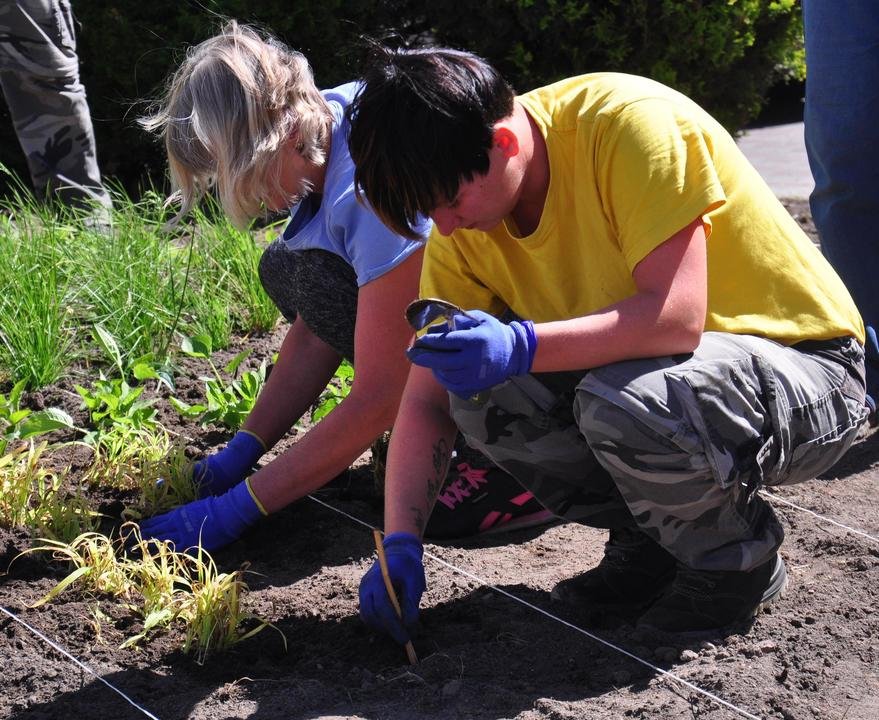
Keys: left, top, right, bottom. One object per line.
{"left": 139, "top": 480, "right": 265, "bottom": 552}
{"left": 359, "top": 532, "right": 426, "bottom": 645}
{"left": 406, "top": 310, "right": 538, "bottom": 398}
{"left": 193, "top": 430, "right": 265, "bottom": 497}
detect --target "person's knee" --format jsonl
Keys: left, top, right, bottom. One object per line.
{"left": 257, "top": 241, "right": 297, "bottom": 321}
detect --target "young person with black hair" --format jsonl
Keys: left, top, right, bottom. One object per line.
{"left": 346, "top": 47, "right": 866, "bottom": 643}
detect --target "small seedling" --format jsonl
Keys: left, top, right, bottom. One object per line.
{"left": 177, "top": 547, "right": 285, "bottom": 665}
{"left": 170, "top": 335, "right": 266, "bottom": 430}
{"left": 311, "top": 360, "right": 354, "bottom": 423}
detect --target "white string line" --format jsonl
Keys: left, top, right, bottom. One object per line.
{"left": 306, "top": 495, "right": 760, "bottom": 720}
{"left": 3, "top": 487, "right": 861, "bottom": 720}
{"left": 761, "top": 490, "right": 879, "bottom": 545}
{"left": 0, "top": 605, "right": 161, "bottom": 720}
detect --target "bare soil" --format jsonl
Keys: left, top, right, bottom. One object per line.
{"left": 0, "top": 200, "right": 877, "bottom": 720}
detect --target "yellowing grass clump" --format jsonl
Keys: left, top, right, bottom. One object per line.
{"left": 0, "top": 442, "right": 99, "bottom": 542}
{"left": 18, "top": 523, "right": 285, "bottom": 661}
{"left": 27, "top": 531, "right": 132, "bottom": 602}
{"left": 177, "top": 547, "right": 285, "bottom": 664}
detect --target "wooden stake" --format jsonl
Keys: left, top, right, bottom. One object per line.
{"left": 372, "top": 528, "right": 418, "bottom": 665}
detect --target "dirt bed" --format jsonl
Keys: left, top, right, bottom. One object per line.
{"left": 0, "top": 200, "right": 877, "bottom": 720}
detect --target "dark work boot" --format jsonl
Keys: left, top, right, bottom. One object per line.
{"left": 636, "top": 553, "right": 787, "bottom": 634}
{"left": 550, "top": 527, "right": 677, "bottom": 609}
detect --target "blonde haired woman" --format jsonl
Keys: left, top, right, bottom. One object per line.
{"left": 138, "top": 22, "right": 550, "bottom": 551}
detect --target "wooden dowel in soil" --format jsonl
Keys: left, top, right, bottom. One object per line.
{"left": 372, "top": 528, "right": 419, "bottom": 665}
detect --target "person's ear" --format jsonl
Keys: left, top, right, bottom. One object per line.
{"left": 493, "top": 127, "right": 519, "bottom": 158}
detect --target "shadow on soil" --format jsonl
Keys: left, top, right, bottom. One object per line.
{"left": 11, "top": 582, "right": 738, "bottom": 720}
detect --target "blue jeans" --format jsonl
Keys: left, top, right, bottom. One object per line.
{"left": 803, "top": 0, "right": 879, "bottom": 404}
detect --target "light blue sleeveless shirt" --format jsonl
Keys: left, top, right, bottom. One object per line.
{"left": 281, "top": 82, "right": 429, "bottom": 286}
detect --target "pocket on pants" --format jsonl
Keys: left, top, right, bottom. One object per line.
{"left": 778, "top": 385, "right": 864, "bottom": 485}
{"left": 668, "top": 347, "right": 865, "bottom": 494}
{"left": 668, "top": 353, "right": 782, "bottom": 492}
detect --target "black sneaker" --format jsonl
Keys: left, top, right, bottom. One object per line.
{"left": 551, "top": 527, "right": 676, "bottom": 609}
{"left": 424, "top": 461, "right": 554, "bottom": 540}
{"left": 636, "top": 553, "right": 787, "bottom": 634}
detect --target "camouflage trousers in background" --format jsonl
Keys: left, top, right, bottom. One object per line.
{"left": 0, "top": 1, "right": 110, "bottom": 209}
{"left": 451, "top": 331, "right": 867, "bottom": 572}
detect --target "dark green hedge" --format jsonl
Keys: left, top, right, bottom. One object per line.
{"left": 0, "top": 0, "right": 803, "bottom": 199}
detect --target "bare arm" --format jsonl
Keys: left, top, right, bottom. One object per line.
{"left": 532, "top": 217, "right": 708, "bottom": 372}
{"left": 382, "top": 364, "right": 458, "bottom": 538}
{"left": 242, "top": 319, "right": 341, "bottom": 449}
{"left": 249, "top": 248, "right": 424, "bottom": 512}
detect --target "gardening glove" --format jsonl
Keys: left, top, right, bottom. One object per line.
{"left": 406, "top": 310, "right": 538, "bottom": 398}
{"left": 359, "top": 532, "right": 426, "bottom": 645}
{"left": 139, "top": 479, "right": 266, "bottom": 552}
{"left": 193, "top": 430, "right": 266, "bottom": 497}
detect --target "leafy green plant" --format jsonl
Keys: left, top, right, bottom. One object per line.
{"left": 92, "top": 323, "right": 175, "bottom": 392}
{"left": 75, "top": 375, "right": 158, "bottom": 434}
{"left": 170, "top": 335, "right": 266, "bottom": 430}
{"left": 0, "top": 379, "right": 75, "bottom": 455}
{"left": 311, "top": 360, "right": 354, "bottom": 423}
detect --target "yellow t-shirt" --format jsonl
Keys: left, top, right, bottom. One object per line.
{"left": 421, "top": 73, "right": 864, "bottom": 345}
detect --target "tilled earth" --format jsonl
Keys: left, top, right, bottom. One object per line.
{"left": 0, "top": 200, "right": 877, "bottom": 720}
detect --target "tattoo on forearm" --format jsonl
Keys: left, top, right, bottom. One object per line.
{"left": 412, "top": 436, "right": 450, "bottom": 535}
{"left": 411, "top": 508, "right": 425, "bottom": 535}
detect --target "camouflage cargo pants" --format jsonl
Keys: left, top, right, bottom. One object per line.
{"left": 0, "top": 1, "right": 110, "bottom": 208}
{"left": 450, "top": 332, "right": 867, "bottom": 572}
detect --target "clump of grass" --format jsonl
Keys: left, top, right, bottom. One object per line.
{"left": 25, "top": 531, "right": 133, "bottom": 604}
{"left": 191, "top": 204, "right": 279, "bottom": 336}
{"left": 0, "top": 206, "right": 76, "bottom": 389}
{"left": 65, "top": 193, "right": 187, "bottom": 370}
{"left": 19, "top": 523, "right": 285, "bottom": 660}
{"left": 81, "top": 425, "right": 172, "bottom": 489}
{"left": 177, "top": 548, "right": 284, "bottom": 664}
{"left": 0, "top": 442, "right": 99, "bottom": 543}
{"left": 119, "top": 524, "right": 190, "bottom": 648}
{"left": 125, "top": 441, "right": 200, "bottom": 519}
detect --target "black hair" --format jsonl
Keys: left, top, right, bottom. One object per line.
{"left": 346, "top": 45, "right": 514, "bottom": 238}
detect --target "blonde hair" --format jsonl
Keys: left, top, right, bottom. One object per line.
{"left": 140, "top": 21, "right": 332, "bottom": 227}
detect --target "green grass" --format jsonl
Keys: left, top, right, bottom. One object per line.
{"left": 0, "top": 210, "right": 77, "bottom": 388}
{"left": 0, "top": 180, "right": 279, "bottom": 391}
